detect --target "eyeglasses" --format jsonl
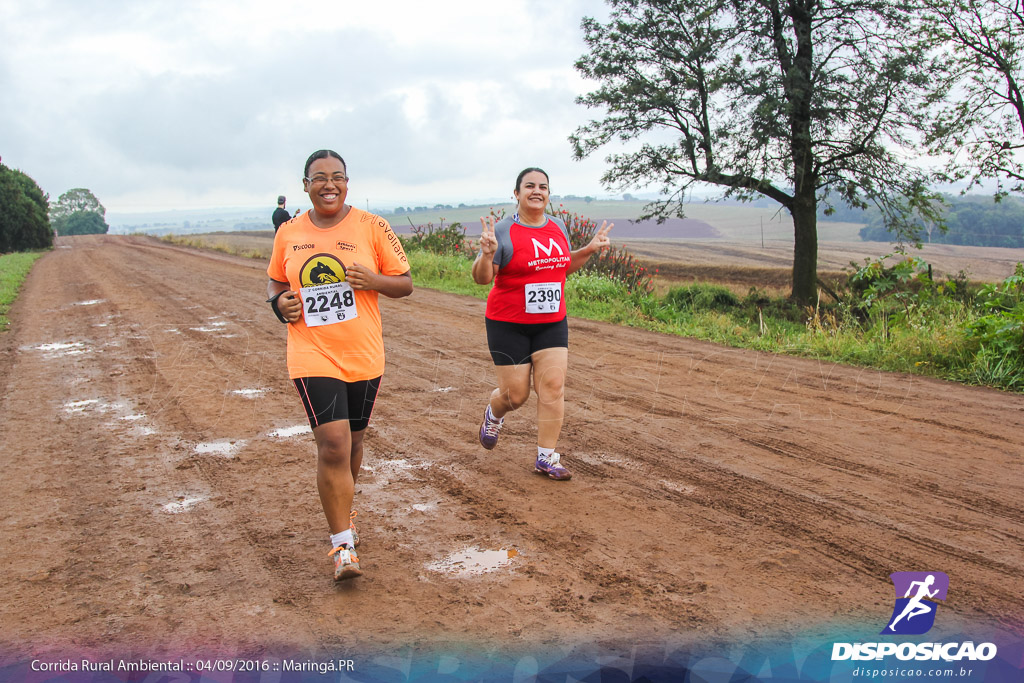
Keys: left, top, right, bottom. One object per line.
{"left": 304, "top": 174, "right": 349, "bottom": 185}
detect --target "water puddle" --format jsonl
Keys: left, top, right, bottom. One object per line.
{"left": 267, "top": 425, "right": 311, "bottom": 438}
{"left": 128, "top": 425, "right": 157, "bottom": 436}
{"left": 162, "top": 496, "right": 205, "bottom": 514}
{"left": 190, "top": 319, "right": 229, "bottom": 333}
{"left": 427, "top": 547, "right": 520, "bottom": 577}
{"left": 194, "top": 440, "right": 245, "bottom": 457}
{"left": 63, "top": 399, "right": 99, "bottom": 413}
{"left": 73, "top": 299, "right": 105, "bottom": 306}
{"left": 232, "top": 388, "right": 266, "bottom": 399}
{"left": 32, "top": 341, "right": 88, "bottom": 356}
{"left": 412, "top": 502, "right": 437, "bottom": 512}
{"left": 375, "top": 458, "right": 416, "bottom": 470}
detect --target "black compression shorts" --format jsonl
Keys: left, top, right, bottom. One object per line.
{"left": 485, "top": 317, "right": 569, "bottom": 366}
{"left": 292, "top": 376, "right": 381, "bottom": 431}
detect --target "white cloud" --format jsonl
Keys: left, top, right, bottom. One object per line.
{"left": 0, "top": 0, "right": 613, "bottom": 212}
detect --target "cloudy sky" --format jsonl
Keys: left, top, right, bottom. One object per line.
{"left": 0, "top": 0, "right": 619, "bottom": 214}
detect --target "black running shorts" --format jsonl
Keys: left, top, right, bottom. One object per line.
{"left": 292, "top": 376, "right": 381, "bottom": 431}
{"left": 485, "top": 317, "right": 569, "bottom": 366}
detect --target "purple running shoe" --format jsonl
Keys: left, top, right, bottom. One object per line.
{"left": 479, "top": 406, "right": 503, "bottom": 450}
{"left": 534, "top": 452, "right": 572, "bottom": 480}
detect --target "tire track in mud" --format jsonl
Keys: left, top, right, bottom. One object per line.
{"left": 563, "top": 394, "right": 1024, "bottom": 634}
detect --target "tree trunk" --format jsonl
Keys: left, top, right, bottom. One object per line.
{"left": 787, "top": 0, "right": 817, "bottom": 307}
{"left": 790, "top": 189, "right": 818, "bottom": 306}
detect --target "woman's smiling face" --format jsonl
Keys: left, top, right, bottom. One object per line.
{"left": 304, "top": 156, "right": 349, "bottom": 217}
{"left": 515, "top": 171, "right": 549, "bottom": 214}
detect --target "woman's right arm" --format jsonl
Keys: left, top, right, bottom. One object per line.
{"left": 266, "top": 278, "right": 302, "bottom": 323}
{"left": 472, "top": 216, "right": 499, "bottom": 285}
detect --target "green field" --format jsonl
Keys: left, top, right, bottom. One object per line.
{"left": 0, "top": 251, "right": 46, "bottom": 331}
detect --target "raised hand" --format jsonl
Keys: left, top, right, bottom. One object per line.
{"left": 479, "top": 216, "right": 498, "bottom": 256}
{"left": 588, "top": 221, "right": 614, "bottom": 253}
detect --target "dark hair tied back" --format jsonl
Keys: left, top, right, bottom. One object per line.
{"left": 515, "top": 167, "right": 549, "bottom": 194}
{"left": 304, "top": 150, "right": 347, "bottom": 178}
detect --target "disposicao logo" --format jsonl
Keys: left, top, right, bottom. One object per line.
{"left": 831, "top": 571, "right": 998, "bottom": 662}
{"left": 881, "top": 571, "right": 948, "bottom": 635}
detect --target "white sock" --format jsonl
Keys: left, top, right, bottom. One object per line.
{"left": 538, "top": 447, "right": 555, "bottom": 460}
{"left": 487, "top": 405, "right": 503, "bottom": 423}
{"left": 331, "top": 529, "right": 354, "bottom": 549}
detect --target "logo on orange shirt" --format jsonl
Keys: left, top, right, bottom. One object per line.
{"left": 300, "top": 254, "right": 348, "bottom": 287}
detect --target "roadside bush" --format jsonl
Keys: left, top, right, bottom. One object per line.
{"left": 664, "top": 283, "right": 740, "bottom": 313}
{"left": 400, "top": 220, "right": 472, "bottom": 258}
{"left": 0, "top": 164, "right": 52, "bottom": 252}
{"left": 566, "top": 271, "right": 629, "bottom": 301}
{"left": 549, "top": 203, "right": 654, "bottom": 294}
{"left": 955, "top": 263, "right": 1024, "bottom": 390}
{"left": 848, "top": 254, "right": 933, "bottom": 315}
{"left": 743, "top": 287, "right": 805, "bottom": 324}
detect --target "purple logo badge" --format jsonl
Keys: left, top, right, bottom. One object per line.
{"left": 881, "top": 571, "right": 949, "bottom": 635}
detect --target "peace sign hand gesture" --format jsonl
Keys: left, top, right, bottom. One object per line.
{"left": 587, "top": 220, "right": 614, "bottom": 254}
{"left": 479, "top": 216, "right": 498, "bottom": 257}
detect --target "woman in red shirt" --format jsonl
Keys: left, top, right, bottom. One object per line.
{"left": 472, "top": 168, "right": 612, "bottom": 480}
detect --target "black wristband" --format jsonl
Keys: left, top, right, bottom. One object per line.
{"left": 266, "top": 290, "right": 290, "bottom": 324}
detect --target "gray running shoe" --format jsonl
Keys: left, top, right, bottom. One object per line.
{"left": 329, "top": 544, "right": 362, "bottom": 581}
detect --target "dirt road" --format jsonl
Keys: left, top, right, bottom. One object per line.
{"left": 1, "top": 235, "right": 1021, "bottom": 666}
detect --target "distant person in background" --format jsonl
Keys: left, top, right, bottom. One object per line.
{"left": 272, "top": 195, "right": 290, "bottom": 232}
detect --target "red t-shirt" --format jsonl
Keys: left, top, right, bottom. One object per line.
{"left": 485, "top": 215, "right": 571, "bottom": 324}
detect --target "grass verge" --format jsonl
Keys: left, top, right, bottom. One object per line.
{"left": 0, "top": 251, "right": 46, "bottom": 331}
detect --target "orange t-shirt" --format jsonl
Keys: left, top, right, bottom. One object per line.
{"left": 267, "top": 208, "right": 410, "bottom": 381}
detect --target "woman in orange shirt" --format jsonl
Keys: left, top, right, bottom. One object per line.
{"left": 267, "top": 149, "right": 412, "bottom": 581}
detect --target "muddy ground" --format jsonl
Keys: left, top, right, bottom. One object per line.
{"left": 1, "top": 235, "right": 1021, "bottom": 668}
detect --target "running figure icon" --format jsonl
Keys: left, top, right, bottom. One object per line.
{"left": 887, "top": 574, "right": 939, "bottom": 631}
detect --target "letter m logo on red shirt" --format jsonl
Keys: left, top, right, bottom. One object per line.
{"left": 532, "top": 237, "right": 564, "bottom": 258}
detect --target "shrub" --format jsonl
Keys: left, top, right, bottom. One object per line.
{"left": 399, "top": 219, "right": 472, "bottom": 258}
{"left": 664, "top": 283, "right": 740, "bottom": 312}
{"left": 548, "top": 203, "right": 654, "bottom": 294}
{"left": 958, "top": 263, "right": 1024, "bottom": 390}
{"left": 0, "top": 164, "right": 52, "bottom": 252}
{"left": 566, "top": 271, "right": 629, "bottom": 300}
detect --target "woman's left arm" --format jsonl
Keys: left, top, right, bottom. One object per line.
{"left": 346, "top": 263, "right": 414, "bottom": 298}
{"left": 567, "top": 221, "right": 614, "bottom": 275}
